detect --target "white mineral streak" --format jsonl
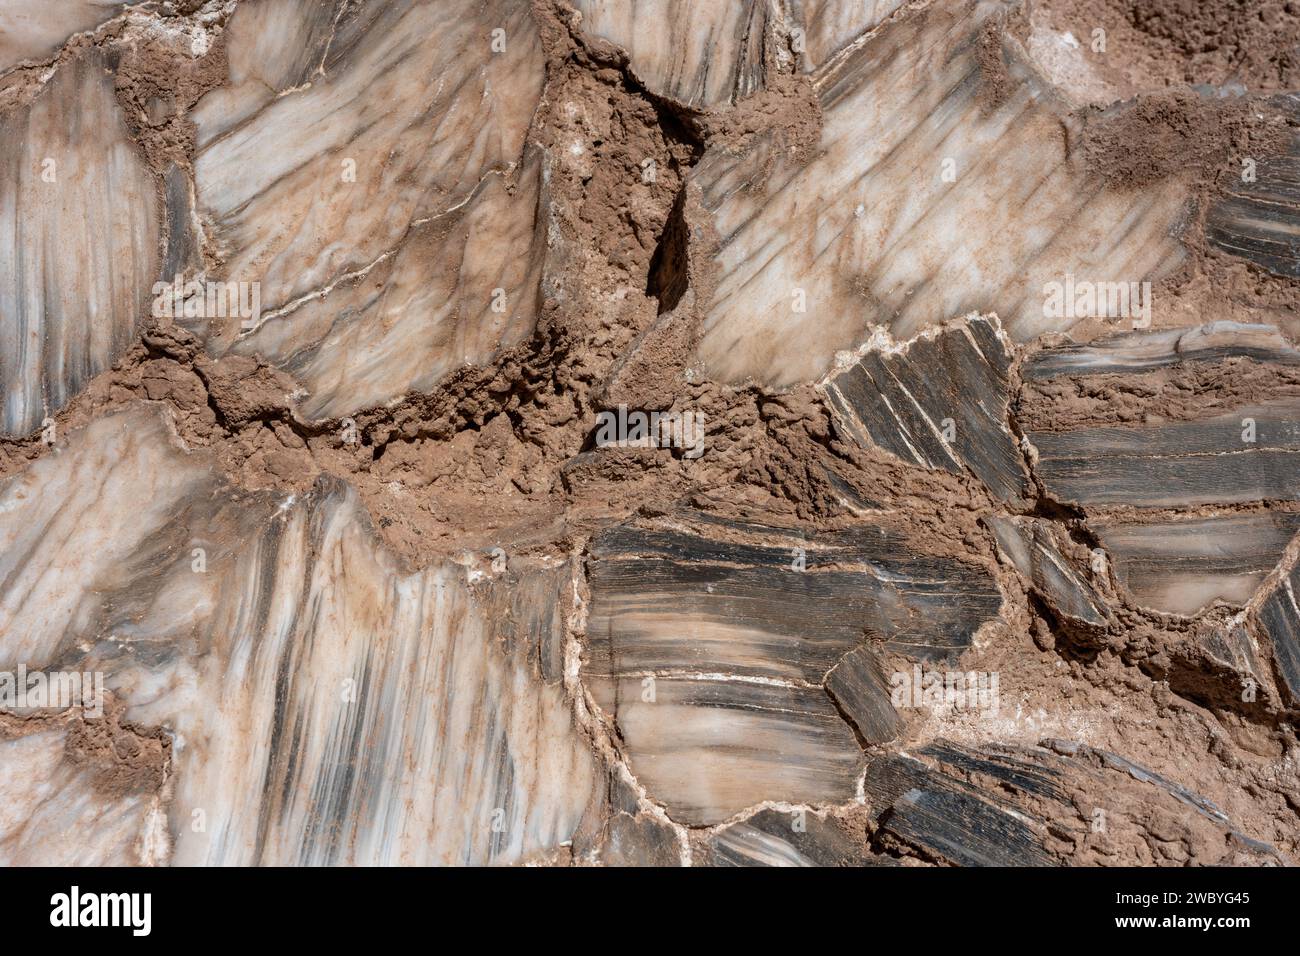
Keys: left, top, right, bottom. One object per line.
{"left": 789, "top": 0, "right": 909, "bottom": 70}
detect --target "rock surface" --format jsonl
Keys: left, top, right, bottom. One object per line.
{"left": 2, "top": 0, "right": 1299, "bottom": 868}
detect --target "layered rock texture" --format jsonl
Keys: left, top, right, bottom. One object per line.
{"left": 2, "top": 0, "right": 1299, "bottom": 867}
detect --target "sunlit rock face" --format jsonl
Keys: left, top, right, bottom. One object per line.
{"left": 1207, "top": 112, "right": 1300, "bottom": 279}
{"left": 790, "top": 0, "right": 907, "bottom": 70}
{"left": 1250, "top": 562, "right": 1300, "bottom": 707}
{"left": 583, "top": 514, "right": 1002, "bottom": 825}
{"left": 570, "top": 0, "right": 769, "bottom": 106}
{"left": 0, "top": 1, "right": 125, "bottom": 73}
{"left": 159, "top": 483, "right": 598, "bottom": 866}
{"left": 190, "top": 0, "right": 546, "bottom": 421}
{"left": 1019, "top": 322, "right": 1300, "bottom": 618}
{"left": 235, "top": 153, "right": 546, "bottom": 421}
{"left": 0, "top": 51, "right": 160, "bottom": 437}
{"left": 1093, "top": 514, "right": 1300, "bottom": 617}
{"left": 702, "top": 807, "right": 891, "bottom": 867}
{"left": 986, "top": 515, "right": 1110, "bottom": 629}
{"left": 862, "top": 740, "right": 1283, "bottom": 867}
{"left": 5, "top": 0, "right": 1300, "bottom": 871}
{"left": 825, "top": 316, "right": 1029, "bottom": 506}
{"left": 0, "top": 406, "right": 599, "bottom": 866}
{"left": 1031, "top": 399, "right": 1300, "bottom": 508}
{"left": 569, "top": 0, "right": 908, "bottom": 104}
{"left": 0, "top": 727, "right": 163, "bottom": 867}
{"left": 1021, "top": 324, "right": 1300, "bottom": 510}
{"left": 691, "top": 0, "right": 1188, "bottom": 386}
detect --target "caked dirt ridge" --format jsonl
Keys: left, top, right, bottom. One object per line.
{"left": 2, "top": 0, "right": 1300, "bottom": 862}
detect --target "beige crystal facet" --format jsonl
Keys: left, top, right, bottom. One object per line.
{"left": 692, "top": 0, "right": 1188, "bottom": 386}
{"left": 0, "top": 406, "right": 598, "bottom": 865}
{"left": 191, "top": 0, "right": 546, "bottom": 420}
{"left": 0, "top": 52, "right": 160, "bottom": 437}
{"left": 570, "top": 0, "right": 768, "bottom": 106}
{"left": 0, "top": 1, "right": 125, "bottom": 74}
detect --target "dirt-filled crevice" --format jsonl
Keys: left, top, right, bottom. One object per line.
{"left": 645, "top": 185, "right": 691, "bottom": 313}
{"left": 0, "top": 0, "right": 718, "bottom": 561}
